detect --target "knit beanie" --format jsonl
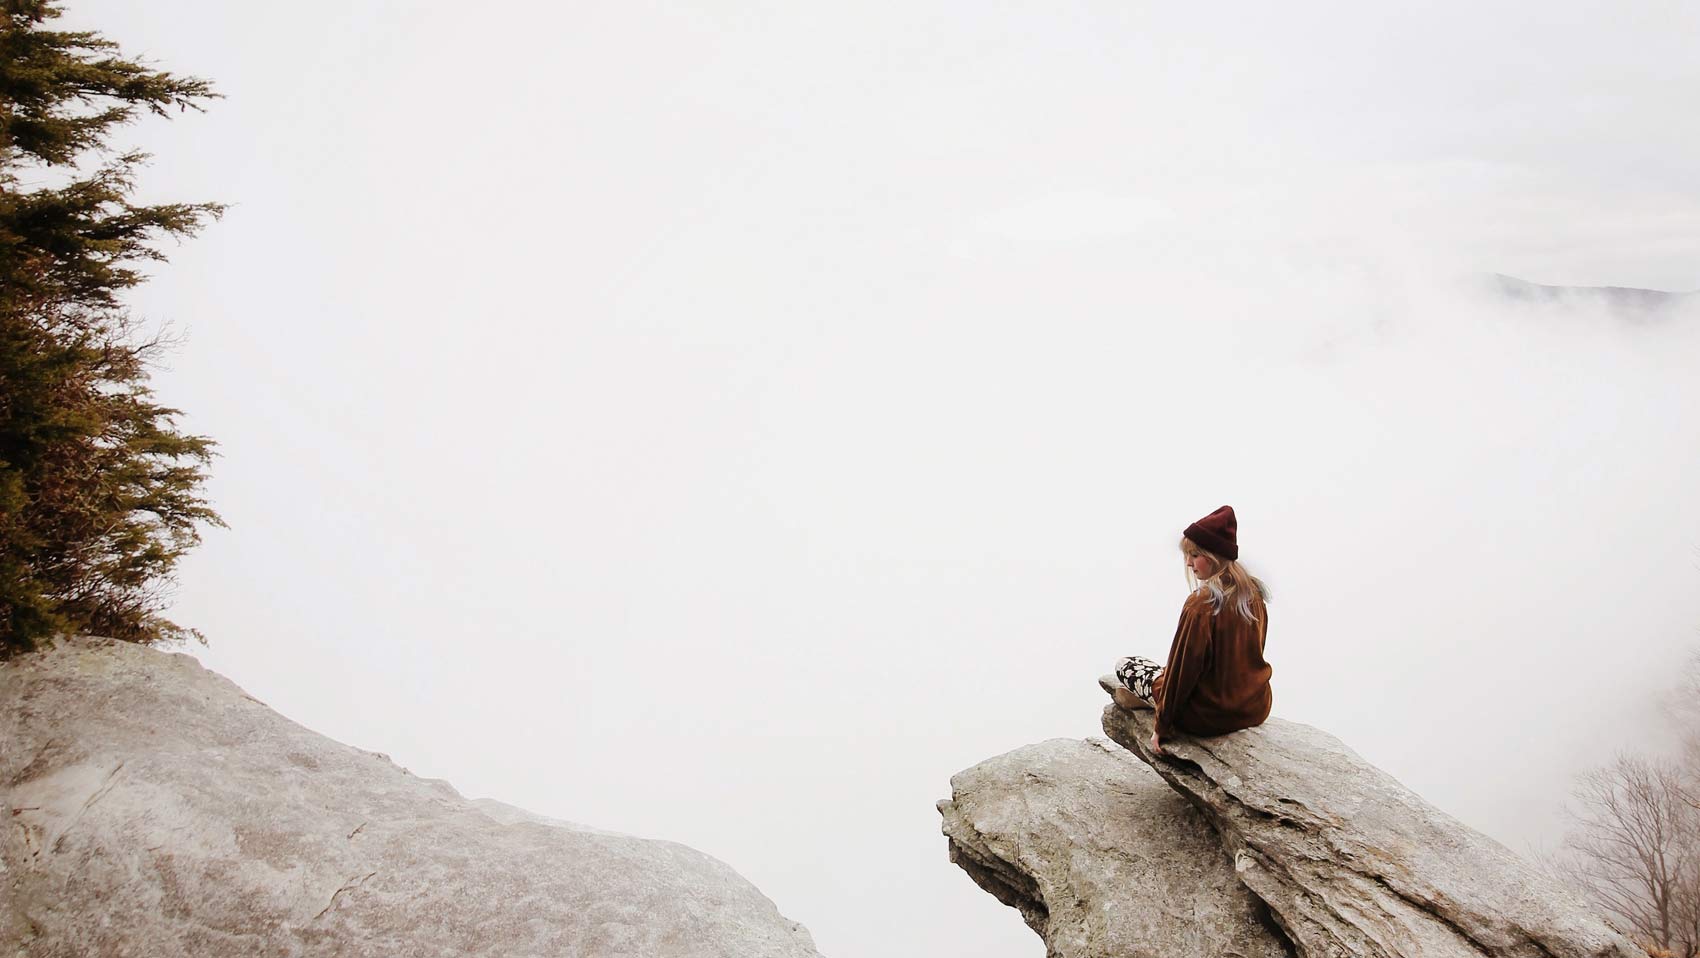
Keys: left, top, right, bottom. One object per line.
{"left": 1184, "top": 505, "right": 1239, "bottom": 561}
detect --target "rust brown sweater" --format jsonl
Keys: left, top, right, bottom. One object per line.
{"left": 1151, "top": 587, "right": 1272, "bottom": 738}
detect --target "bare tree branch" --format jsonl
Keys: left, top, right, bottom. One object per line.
{"left": 1560, "top": 750, "right": 1700, "bottom": 956}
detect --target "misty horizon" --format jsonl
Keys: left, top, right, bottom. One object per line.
{"left": 45, "top": 1, "right": 1700, "bottom": 954}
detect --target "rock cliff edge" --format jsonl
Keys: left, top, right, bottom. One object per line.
{"left": 940, "top": 703, "right": 1642, "bottom": 958}
{"left": 1, "top": 637, "right": 821, "bottom": 958}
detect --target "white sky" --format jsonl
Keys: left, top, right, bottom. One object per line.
{"left": 55, "top": 2, "right": 1700, "bottom": 955}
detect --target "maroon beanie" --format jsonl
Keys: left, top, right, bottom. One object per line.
{"left": 1184, "top": 505, "right": 1239, "bottom": 561}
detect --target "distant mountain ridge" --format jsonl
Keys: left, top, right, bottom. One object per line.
{"left": 1491, "top": 273, "right": 1696, "bottom": 319}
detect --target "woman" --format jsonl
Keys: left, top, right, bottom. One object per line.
{"left": 1099, "top": 505, "right": 1272, "bottom": 756}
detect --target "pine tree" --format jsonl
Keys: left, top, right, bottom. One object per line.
{"left": 1, "top": 0, "right": 225, "bottom": 655}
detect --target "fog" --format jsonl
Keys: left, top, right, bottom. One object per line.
{"left": 61, "top": 1, "right": 1700, "bottom": 955}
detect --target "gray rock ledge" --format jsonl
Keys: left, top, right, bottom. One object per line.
{"left": 1, "top": 637, "right": 822, "bottom": 958}
{"left": 1101, "top": 705, "right": 1639, "bottom": 958}
{"left": 938, "top": 737, "right": 1294, "bottom": 958}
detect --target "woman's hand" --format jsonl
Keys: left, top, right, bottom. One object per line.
{"left": 1149, "top": 731, "right": 1166, "bottom": 756}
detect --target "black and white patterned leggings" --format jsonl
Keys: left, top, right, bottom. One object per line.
{"left": 1114, "top": 655, "right": 1164, "bottom": 704}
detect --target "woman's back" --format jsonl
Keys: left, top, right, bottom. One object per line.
{"left": 1106, "top": 505, "right": 1274, "bottom": 749}
{"left": 1152, "top": 588, "right": 1272, "bottom": 737}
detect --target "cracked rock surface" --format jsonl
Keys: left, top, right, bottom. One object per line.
{"left": 1101, "top": 705, "right": 1640, "bottom": 958}
{"left": 938, "top": 737, "right": 1294, "bottom": 958}
{"left": 1, "top": 638, "right": 821, "bottom": 958}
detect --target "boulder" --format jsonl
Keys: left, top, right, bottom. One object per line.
{"left": 938, "top": 737, "right": 1294, "bottom": 958}
{"left": 1101, "top": 705, "right": 1641, "bottom": 958}
{"left": 0, "top": 637, "right": 822, "bottom": 958}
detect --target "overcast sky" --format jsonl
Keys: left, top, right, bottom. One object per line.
{"left": 56, "top": 1, "right": 1700, "bottom": 955}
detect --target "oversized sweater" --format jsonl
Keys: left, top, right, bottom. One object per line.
{"left": 1151, "top": 587, "right": 1272, "bottom": 738}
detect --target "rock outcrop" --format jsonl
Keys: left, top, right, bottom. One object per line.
{"left": 1, "top": 637, "right": 822, "bottom": 958}
{"left": 1100, "top": 705, "right": 1640, "bottom": 958}
{"left": 938, "top": 738, "right": 1293, "bottom": 958}
{"left": 942, "top": 704, "right": 1645, "bottom": 958}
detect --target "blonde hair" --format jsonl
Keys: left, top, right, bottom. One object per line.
{"left": 1180, "top": 536, "right": 1271, "bottom": 624}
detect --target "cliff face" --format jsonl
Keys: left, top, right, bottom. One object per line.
{"left": 938, "top": 738, "right": 1293, "bottom": 958}
{"left": 1101, "top": 706, "right": 1639, "bottom": 958}
{"left": 941, "top": 705, "right": 1644, "bottom": 958}
{"left": 0, "top": 638, "right": 821, "bottom": 958}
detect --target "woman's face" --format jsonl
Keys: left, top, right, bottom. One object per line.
{"left": 1187, "top": 551, "right": 1215, "bottom": 579}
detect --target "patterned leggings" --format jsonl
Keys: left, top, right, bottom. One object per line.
{"left": 1114, "top": 655, "right": 1164, "bottom": 705}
